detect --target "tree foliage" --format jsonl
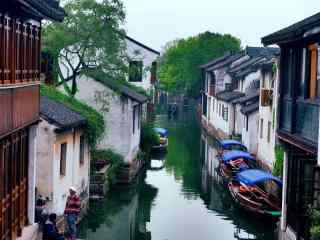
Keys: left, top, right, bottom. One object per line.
{"left": 42, "top": 0, "right": 127, "bottom": 96}
{"left": 159, "top": 32, "right": 241, "bottom": 97}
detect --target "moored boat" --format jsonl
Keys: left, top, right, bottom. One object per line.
{"left": 218, "top": 140, "right": 248, "bottom": 157}
{"left": 152, "top": 127, "right": 169, "bottom": 152}
{"left": 219, "top": 151, "right": 257, "bottom": 182}
{"left": 228, "top": 169, "right": 282, "bottom": 219}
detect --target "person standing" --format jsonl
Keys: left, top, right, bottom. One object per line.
{"left": 64, "top": 187, "right": 81, "bottom": 240}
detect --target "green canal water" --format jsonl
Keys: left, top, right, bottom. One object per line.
{"left": 78, "top": 109, "right": 277, "bottom": 240}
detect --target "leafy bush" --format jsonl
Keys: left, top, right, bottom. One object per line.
{"left": 140, "top": 122, "right": 160, "bottom": 159}
{"left": 311, "top": 209, "right": 320, "bottom": 239}
{"left": 273, "top": 145, "right": 285, "bottom": 177}
{"left": 91, "top": 149, "right": 124, "bottom": 185}
{"left": 40, "top": 85, "right": 105, "bottom": 148}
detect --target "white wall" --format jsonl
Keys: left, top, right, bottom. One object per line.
{"left": 257, "top": 69, "right": 277, "bottom": 167}
{"left": 242, "top": 111, "right": 259, "bottom": 154}
{"left": 234, "top": 104, "right": 244, "bottom": 136}
{"left": 210, "top": 99, "right": 234, "bottom": 136}
{"left": 37, "top": 121, "right": 90, "bottom": 215}
{"left": 125, "top": 38, "right": 159, "bottom": 92}
{"left": 62, "top": 76, "right": 141, "bottom": 163}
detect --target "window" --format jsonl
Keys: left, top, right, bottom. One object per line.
{"left": 151, "top": 61, "right": 157, "bottom": 84}
{"left": 133, "top": 106, "right": 139, "bottom": 134}
{"left": 267, "top": 121, "right": 271, "bottom": 143}
{"left": 223, "top": 106, "right": 228, "bottom": 121}
{"left": 306, "top": 44, "right": 318, "bottom": 99}
{"left": 79, "top": 135, "right": 85, "bottom": 166}
{"left": 245, "top": 116, "right": 249, "bottom": 132}
{"left": 129, "top": 61, "right": 143, "bottom": 82}
{"left": 60, "top": 143, "right": 67, "bottom": 176}
{"left": 260, "top": 119, "right": 263, "bottom": 139}
{"left": 138, "top": 106, "right": 141, "bottom": 130}
{"left": 212, "top": 98, "right": 215, "bottom": 112}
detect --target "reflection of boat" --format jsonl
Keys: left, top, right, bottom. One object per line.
{"left": 228, "top": 169, "right": 282, "bottom": 219}
{"left": 152, "top": 127, "right": 168, "bottom": 152}
{"left": 218, "top": 140, "right": 248, "bottom": 157}
{"left": 219, "top": 151, "right": 257, "bottom": 182}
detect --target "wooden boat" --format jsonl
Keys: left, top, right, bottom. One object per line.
{"left": 217, "top": 140, "right": 248, "bottom": 157}
{"left": 219, "top": 151, "right": 257, "bottom": 182}
{"left": 228, "top": 169, "right": 282, "bottom": 219}
{"left": 152, "top": 127, "right": 168, "bottom": 152}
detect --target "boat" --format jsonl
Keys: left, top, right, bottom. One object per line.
{"left": 218, "top": 140, "right": 248, "bottom": 157}
{"left": 228, "top": 169, "right": 282, "bottom": 219}
{"left": 152, "top": 127, "right": 169, "bottom": 152}
{"left": 219, "top": 150, "right": 257, "bottom": 182}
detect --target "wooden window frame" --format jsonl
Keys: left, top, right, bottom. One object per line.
{"left": 129, "top": 61, "right": 143, "bottom": 82}
{"left": 60, "top": 142, "right": 67, "bottom": 177}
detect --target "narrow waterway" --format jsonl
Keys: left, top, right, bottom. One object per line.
{"left": 78, "top": 107, "right": 277, "bottom": 240}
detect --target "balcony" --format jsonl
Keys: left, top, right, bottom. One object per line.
{"left": 278, "top": 97, "right": 319, "bottom": 153}
{"left": 0, "top": 85, "right": 40, "bottom": 137}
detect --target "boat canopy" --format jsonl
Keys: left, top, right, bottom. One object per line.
{"left": 236, "top": 169, "right": 283, "bottom": 187}
{"left": 222, "top": 150, "right": 255, "bottom": 163}
{"left": 154, "top": 128, "right": 168, "bottom": 137}
{"left": 220, "top": 140, "right": 247, "bottom": 149}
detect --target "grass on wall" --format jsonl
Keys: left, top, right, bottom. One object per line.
{"left": 273, "top": 145, "right": 285, "bottom": 177}
{"left": 40, "top": 84, "right": 105, "bottom": 148}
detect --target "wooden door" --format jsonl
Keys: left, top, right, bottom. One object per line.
{"left": 0, "top": 129, "right": 28, "bottom": 240}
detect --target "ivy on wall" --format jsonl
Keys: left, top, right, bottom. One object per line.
{"left": 273, "top": 145, "right": 285, "bottom": 177}
{"left": 40, "top": 85, "right": 105, "bottom": 148}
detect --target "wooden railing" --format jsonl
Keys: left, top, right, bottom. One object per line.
{"left": 0, "top": 85, "right": 40, "bottom": 137}
{"left": 0, "top": 13, "right": 41, "bottom": 85}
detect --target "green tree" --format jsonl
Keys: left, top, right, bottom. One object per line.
{"left": 42, "top": 0, "right": 127, "bottom": 96}
{"left": 159, "top": 32, "right": 241, "bottom": 97}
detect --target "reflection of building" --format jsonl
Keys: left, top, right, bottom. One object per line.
{"left": 79, "top": 173, "right": 158, "bottom": 240}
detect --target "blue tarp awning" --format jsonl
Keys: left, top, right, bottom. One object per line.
{"left": 220, "top": 139, "right": 246, "bottom": 149}
{"left": 154, "top": 128, "right": 168, "bottom": 137}
{"left": 236, "top": 169, "right": 283, "bottom": 187}
{"left": 222, "top": 150, "right": 255, "bottom": 163}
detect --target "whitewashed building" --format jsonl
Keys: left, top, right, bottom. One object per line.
{"left": 256, "top": 59, "right": 279, "bottom": 168}
{"left": 201, "top": 47, "right": 279, "bottom": 166}
{"left": 125, "top": 36, "right": 160, "bottom": 94}
{"left": 37, "top": 97, "right": 90, "bottom": 216}
{"left": 61, "top": 75, "right": 148, "bottom": 182}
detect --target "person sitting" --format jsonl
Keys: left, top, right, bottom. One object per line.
{"left": 43, "top": 213, "right": 64, "bottom": 240}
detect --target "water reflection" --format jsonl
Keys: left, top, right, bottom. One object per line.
{"left": 79, "top": 108, "right": 276, "bottom": 240}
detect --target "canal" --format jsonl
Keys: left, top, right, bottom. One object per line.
{"left": 78, "top": 108, "right": 277, "bottom": 240}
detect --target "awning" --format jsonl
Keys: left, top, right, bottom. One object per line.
{"left": 236, "top": 169, "right": 283, "bottom": 187}
{"left": 221, "top": 150, "right": 255, "bottom": 163}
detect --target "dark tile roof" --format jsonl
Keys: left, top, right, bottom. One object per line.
{"left": 199, "top": 52, "right": 233, "bottom": 69}
{"left": 262, "top": 12, "right": 320, "bottom": 45}
{"left": 40, "top": 97, "right": 87, "bottom": 132}
{"left": 233, "top": 92, "right": 260, "bottom": 104}
{"left": 245, "top": 47, "right": 280, "bottom": 58}
{"left": 125, "top": 35, "right": 160, "bottom": 55}
{"left": 241, "top": 102, "right": 259, "bottom": 115}
{"left": 216, "top": 91, "right": 245, "bottom": 103}
{"left": 120, "top": 85, "right": 148, "bottom": 103}
{"left": 19, "top": 0, "right": 65, "bottom": 21}
{"left": 206, "top": 52, "right": 245, "bottom": 71}
{"left": 229, "top": 57, "right": 265, "bottom": 75}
